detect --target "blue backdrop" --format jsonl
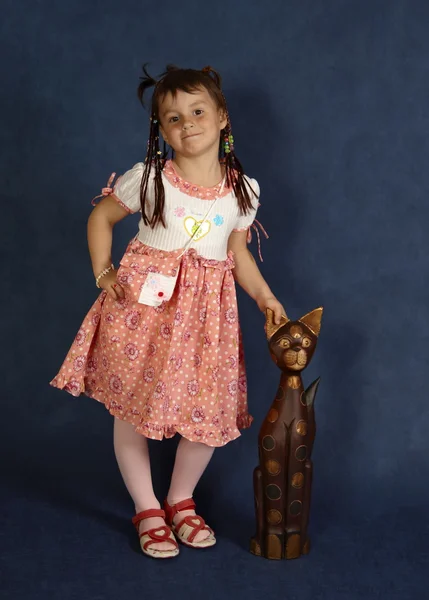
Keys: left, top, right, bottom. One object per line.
{"left": 2, "top": 1, "right": 427, "bottom": 598}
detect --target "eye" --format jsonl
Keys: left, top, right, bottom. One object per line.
{"left": 168, "top": 116, "right": 179, "bottom": 123}
{"left": 302, "top": 337, "right": 311, "bottom": 348}
{"left": 194, "top": 109, "right": 204, "bottom": 116}
{"left": 279, "top": 338, "right": 290, "bottom": 349}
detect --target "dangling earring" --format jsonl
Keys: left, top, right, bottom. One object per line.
{"left": 222, "top": 107, "right": 235, "bottom": 154}
{"left": 223, "top": 129, "right": 234, "bottom": 154}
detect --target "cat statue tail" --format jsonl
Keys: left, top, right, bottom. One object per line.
{"left": 304, "top": 377, "right": 321, "bottom": 411}
{"left": 299, "top": 376, "right": 321, "bottom": 556}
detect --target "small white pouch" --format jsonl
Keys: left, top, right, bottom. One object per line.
{"left": 136, "top": 177, "right": 225, "bottom": 307}
{"left": 138, "top": 271, "right": 179, "bottom": 307}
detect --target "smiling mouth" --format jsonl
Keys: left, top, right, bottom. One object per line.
{"left": 182, "top": 133, "right": 201, "bottom": 140}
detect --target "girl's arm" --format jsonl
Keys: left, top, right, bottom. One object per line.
{"left": 227, "top": 230, "right": 286, "bottom": 324}
{"left": 87, "top": 194, "right": 130, "bottom": 299}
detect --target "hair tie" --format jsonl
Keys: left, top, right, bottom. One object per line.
{"left": 202, "top": 66, "right": 212, "bottom": 74}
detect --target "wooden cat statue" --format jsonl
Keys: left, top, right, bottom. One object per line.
{"left": 250, "top": 307, "right": 323, "bottom": 560}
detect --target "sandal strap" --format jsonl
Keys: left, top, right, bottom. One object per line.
{"left": 132, "top": 508, "right": 166, "bottom": 532}
{"left": 164, "top": 498, "right": 196, "bottom": 523}
{"left": 141, "top": 527, "right": 178, "bottom": 551}
{"left": 175, "top": 515, "right": 209, "bottom": 544}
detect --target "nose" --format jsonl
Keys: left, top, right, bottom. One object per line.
{"left": 294, "top": 347, "right": 301, "bottom": 353}
{"left": 182, "top": 120, "right": 194, "bottom": 130}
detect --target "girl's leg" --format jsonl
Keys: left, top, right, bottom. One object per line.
{"left": 113, "top": 418, "right": 175, "bottom": 551}
{"left": 166, "top": 436, "right": 216, "bottom": 542}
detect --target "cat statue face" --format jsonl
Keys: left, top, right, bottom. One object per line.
{"left": 266, "top": 308, "right": 323, "bottom": 373}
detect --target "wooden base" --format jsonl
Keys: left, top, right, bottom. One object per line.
{"left": 250, "top": 534, "right": 311, "bottom": 560}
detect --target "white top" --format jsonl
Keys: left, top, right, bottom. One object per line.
{"left": 113, "top": 161, "right": 260, "bottom": 261}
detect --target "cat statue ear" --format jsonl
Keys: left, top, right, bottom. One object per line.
{"left": 265, "top": 308, "right": 289, "bottom": 340}
{"left": 299, "top": 307, "right": 324, "bottom": 337}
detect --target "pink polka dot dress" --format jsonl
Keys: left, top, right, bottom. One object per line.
{"left": 50, "top": 161, "right": 260, "bottom": 447}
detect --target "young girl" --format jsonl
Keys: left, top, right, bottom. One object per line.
{"left": 50, "top": 64, "right": 286, "bottom": 559}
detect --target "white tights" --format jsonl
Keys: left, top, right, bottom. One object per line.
{"left": 113, "top": 418, "right": 215, "bottom": 548}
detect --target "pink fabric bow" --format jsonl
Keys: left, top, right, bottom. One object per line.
{"left": 91, "top": 172, "right": 118, "bottom": 206}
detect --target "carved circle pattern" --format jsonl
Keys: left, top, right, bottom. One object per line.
{"left": 291, "top": 472, "right": 304, "bottom": 488}
{"left": 290, "top": 325, "right": 303, "bottom": 338}
{"left": 265, "top": 484, "right": 282, "bottom": 500}
{"left": 267, "top": 509, "right": 283, "bottom": 525}
{"left": 296, "top": 420, "right": 307, "bottom": 436}
{"left": 289, "top": 500, "right": 302, "bottom": 516}
{"left": 262, "top": 435, "right": 276, "bottom": 451}
{"left": 267, "top": 409, "right": 279, "bottom": 423}
{"left": 266, "top": 460, "right": 281, "bottom": 476}
{"left": 300, "top": 391, "right": 306, "bottom": 406}
{"left": 295, "top": 445, "right": 308, "bottom": 461}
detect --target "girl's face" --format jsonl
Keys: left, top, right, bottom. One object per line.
{"left": 159, "top": 87, "right": 227, "bottom": 159}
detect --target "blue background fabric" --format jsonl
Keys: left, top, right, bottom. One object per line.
{"left": 2, "top": 1, "right": 427, "bottom": 598}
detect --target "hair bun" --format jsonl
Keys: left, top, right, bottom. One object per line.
{"left": 166, "top": 64, "right": 180, "bottom": 73}
{"left": 201, "top": 65, "right": 221, "bottom": 88}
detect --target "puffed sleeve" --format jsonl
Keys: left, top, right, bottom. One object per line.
{"left": 233, "top": 178, "right": 260, "bottom": 231}
{"left": 112, "top": 162, "right": 145, "bottom": 214}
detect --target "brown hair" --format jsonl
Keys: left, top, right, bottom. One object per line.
{"left": 137, "top": 64, "right": 257, "bottom": 228}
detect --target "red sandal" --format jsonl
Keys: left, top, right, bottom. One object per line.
{"left": 163, "top": 498, "right": 216, "bottom": 549}
{"left": 131, "top": 508, "right": 179, "bottom": 559}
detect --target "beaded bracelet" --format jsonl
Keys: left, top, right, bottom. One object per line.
{"left": 95, "top": 263, "right": 115, "bottom": 288}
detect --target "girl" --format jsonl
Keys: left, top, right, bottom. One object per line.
{"left": 51, "top": 65, "right": 286, "bottom": 559}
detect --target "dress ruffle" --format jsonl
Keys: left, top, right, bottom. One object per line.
{"left": 162, "top": 160, "right": 232, "bottom": 200}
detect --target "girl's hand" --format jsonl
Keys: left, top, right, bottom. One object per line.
{"left": 98, "top": 269, "right": 125, "bottom": 301}
{"left": 256, "top": 294, "right": 287, "bottom": 325}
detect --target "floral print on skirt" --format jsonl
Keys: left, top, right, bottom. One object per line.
{"left": 50, "top": 239, "right": 253, "bottom": 447}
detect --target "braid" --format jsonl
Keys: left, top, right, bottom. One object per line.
{"left": 221, "top": 101, "right": 257, "bottom": 215}
{"left": 225, "top": 143, "right": 257, "bottom": 216}
{"left": 138, "top": 65, "right": 169, "bottom": 228}
{"left": 140, "top": 117, "right": 168, "bottom": 227}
